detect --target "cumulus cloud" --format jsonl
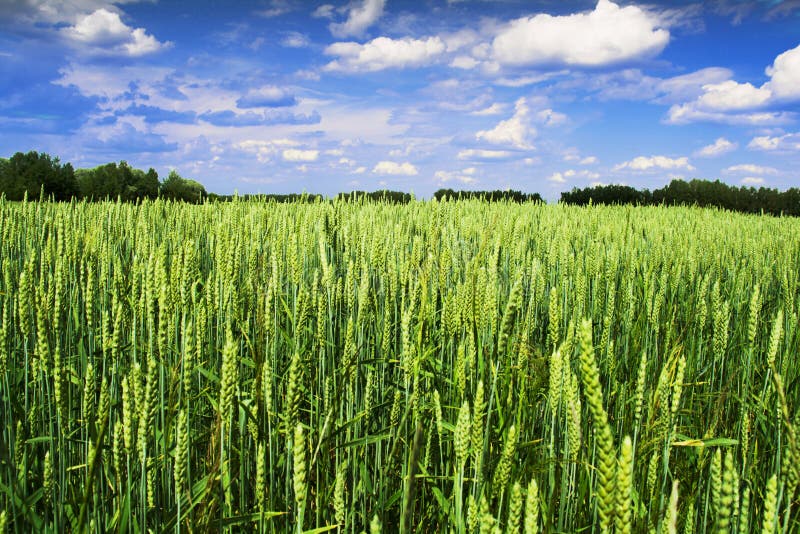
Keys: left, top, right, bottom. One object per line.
{"left": 330, "top": 0, "right": 385, "bottom": 38}
{"left": 614, "top": 155, "right": 695, "bottom": 171}
{"left": 63, "top": 8, "right": 170, "bottom": 56}
{"left": 666, "top": 43, "right": 800, "bottom": 124}
{"left": 695, "top": 137, "right": 737, "bottom": 157}
{"left": 476, "top": 98, "right": 535, "bottom": 149}
{"left": 450, "top": 55, "right": 479, "bottom": 69}
{"left": 283, "top": 149, "right": 319, "bottom": 162}
{"left": 765, "top": 43, "right": 800, "bottom": 100}
{"left": 654, "top": 68, "right": 735, "bottom": 103}
{"left": 372, "top": 161, "right": 419, "bottom": 175}
{"left": 724, "top": 164, "right": 779, "bottom": 175}
{"left": 748, "top": 132, "right": 800, "bottom": 151}
{"left": 694, "top": 80, "right": 771, "bottom": 111}
{"left": 580, "top": 156, "right": 598, "bottom": 165}
{"left": 740, "top": 177, "right": 765, "bottom": 185}
{"left": 236, "top": 86, "right": 297, "bottom": 108}
{"left": 324, "top": 36, "right": 446, "bottom": 72}
{"left": 491, "top": 0, "right": 669, "bottom": 67}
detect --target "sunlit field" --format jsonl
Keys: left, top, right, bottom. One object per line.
{"left": 1, "top": 197, "right": 798, "bottom": 533}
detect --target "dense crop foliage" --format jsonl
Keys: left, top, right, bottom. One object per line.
{"left": 0, "top": 197, "right": 799, "bottom": 533}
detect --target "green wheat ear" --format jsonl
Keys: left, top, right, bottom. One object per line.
{"left": 293, "top": 427, "right": 307, "bottom": 532}
{"left": 370, "top": 514, "right": 382, "bottom": 534}
{"left": 615, "top": 436, "right": 633, "bottom": 534}
{"left": 761, "top": 474, "right": 779, "bottom": 534}
{"left": 524, "top": 478, "right": 539, "bottom": 534}
{"left": 577, "top": 318, "right": 616, "bottom": 532}
{"left": 508, "top": 481, "right": 523, "bottom": 533}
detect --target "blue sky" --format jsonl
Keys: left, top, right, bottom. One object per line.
{"left": 1, "top": 0, "right": 799, "bottom": 199}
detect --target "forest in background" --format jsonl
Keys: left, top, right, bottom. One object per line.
{"left": 2, "top": 150, "right": 799, "bottom": 216}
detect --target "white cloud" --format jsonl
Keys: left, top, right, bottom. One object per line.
{"left": 476, "top": 98, "right": 535, "bottom": 149}
{"left": 666, "top": 105, "right": 792, "bottom": 126}
{"left": 665, "top": 44, "right": 800, "bottom": 124}
{"left": 557, "top": 67, "right": 733, "bottom": 104}
{"left": 281, "top": 32, "right": 310, "bottom": 48}
{"left": 236, "top": 139, "right": 299, "bottom": 163}
{"left": 373, "top": 161, "right": 419, "bottom": 175}
{"left": 324, "top": 36, "right": 446, "bottom": 72}
{"left": 330, "top": 0, "right": 385, "bottom": 38}
{"left": 450, "top": 55, "right": 479, "bottom": 69}
{"left": 614, "top": 155, "right": 695, "bottom": 171}
{"left": 549, "top": 169, "right": 601, "bottom": 183}
{"left": 257, "top": 0, "right": 292, "bottom": 18}
{"left": 54, "top": 63, "right": 173, "bottom": 102}
{"left": 535, "top": 108, "right": 567, "bottom": 127}
{"left": 312, "top": 4, "right": 335, "bottom": 19}
{"left": 435, "top": 168, "right": 478, "bottom": 184}
{"left": 2, "top": 1, "right": 131, "bottom": 24}
{"left": 457, "top": 149, "right": 513, "bottom": 160}
{"left": 724, "top": 164, "right": 779, "bottom": 175}
{"left": 237, "top": 86, "right": 296, "bottom": 108}
{"left": 765, "top": 43, "right": 800, "bottom": 100}
{"left": 748, "top": 132, "right": 800, "bottom": 151}
{"left": 283, "top": 149, "right": 319, "bottom": 162}
{"left": 470, "top": 103, "right": 505, "bottom": 116}
{"left": 695, "top": 137, "right": 737, "bottom": 157}
{"left": 441, "top": 29, "right": 481, "bottom": 53}
{"left": 580, "top": 156, "right": 598, "bottom": 165}
{"left": 654, "top": 68, "right": 735, "bottom": 104}
{"left": 492, "top": 0, "right": 669, "bottom": 67}
{"left": 741, "top": 177, "right": 765, "bottom": 185}
{"left": 495, "top": 71, "right": 569, "bottom": 87}
{"left": 63, "top": 8, "right": 169, "bottom": 56}
{"left": 295, "top": 69, "right": 321, "bottom": 81}
{"left": 695, "top": 80, "right": 771, "bottom": 111}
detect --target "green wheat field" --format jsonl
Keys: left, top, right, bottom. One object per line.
{"left": 0, "top": 197, "right": 799, "bottom": 533}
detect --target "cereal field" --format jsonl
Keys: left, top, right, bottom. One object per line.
{"left": 0, "top": 198, "right": 798, "bottom": 533}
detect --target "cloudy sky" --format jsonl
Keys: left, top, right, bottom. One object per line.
{"left": 1, "top": 0, "right": 799, "bottom": 198}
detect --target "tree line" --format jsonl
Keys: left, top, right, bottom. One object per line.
{"left": 433, "top": 188, "right": 544, "bottom": 203}
{"left": 3, "top": 151, "right": 799, "bottom": 215}
{"left": 0, "top": 151, "right": 207, "bottom": 203}
{"left": 560, "top": 179, "right": 800, "bottom": 216}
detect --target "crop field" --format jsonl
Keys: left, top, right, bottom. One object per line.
{"left": 0, "top": 198, "right": 799, "bottom": 533}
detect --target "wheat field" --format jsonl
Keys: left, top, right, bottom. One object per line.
{"left": 0, "top": 197, "right": 798, "bottom": 533}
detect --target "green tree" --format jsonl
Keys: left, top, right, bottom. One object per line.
{"left": 161, "top": 170, "right": 207, "bottom": 203}
{"left": 77, "top": 161, "right": 160, "bottom": 201}
{"left": 0, "top": 151, "right": 78, "bottom": 200}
